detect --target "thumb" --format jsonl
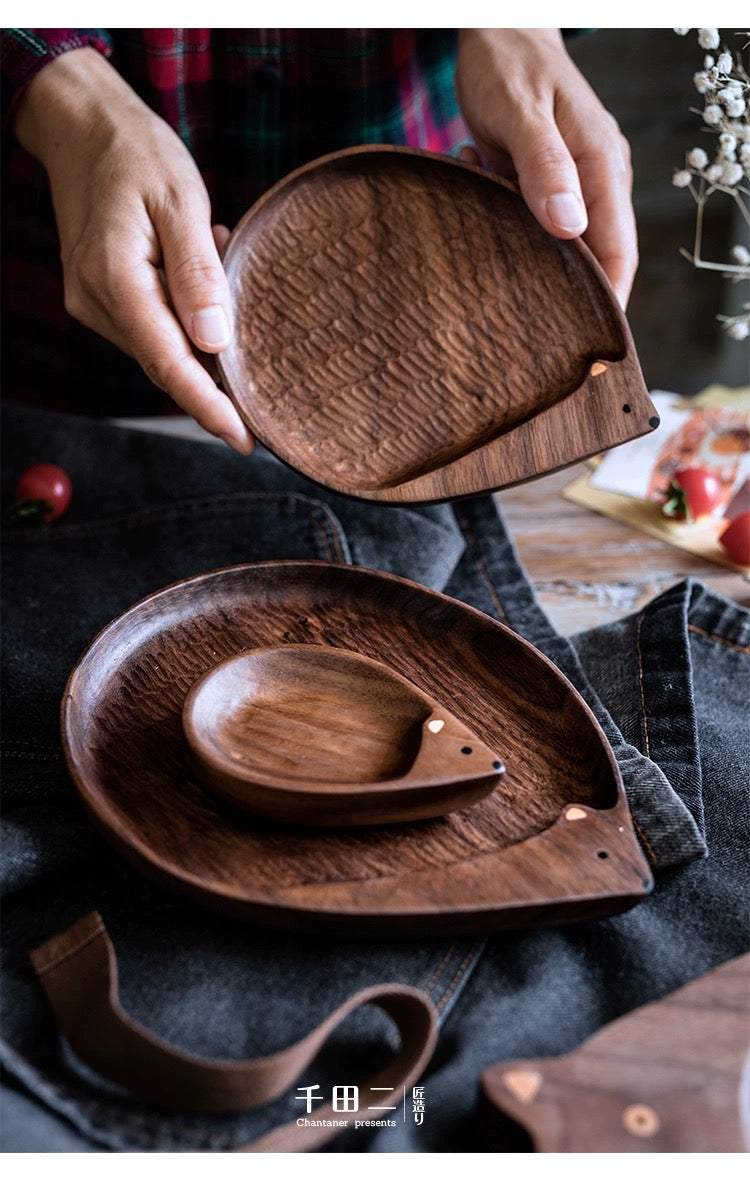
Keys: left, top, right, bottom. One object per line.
{"left": 159, "top": 209, "right": 234, "bottom": 353}
{"left": 505, "top": 120, "right": 588, "bottom": 240}
{"left": 212, "top": 222, "right": 231, "bottom": 256}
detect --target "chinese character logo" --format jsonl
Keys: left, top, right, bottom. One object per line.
{"left": 293, "top": 1082, "right": 424, "bottom": 1130}
{"left": 295, "top": 1084, "right": 323, "bottom": 1113}
{"left": 332, "top": 1085, "right": 358, "bottom": 1112}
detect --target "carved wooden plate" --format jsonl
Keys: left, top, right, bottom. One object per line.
{"left": 218, "top": 146, "right": 659, "bottom": 503}
{"left": 61, "top": 563, "right": 652, "bottom": 934}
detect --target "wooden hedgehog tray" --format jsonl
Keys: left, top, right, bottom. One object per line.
{"left": 61, "top": 562, "right": 653, "bottom": 934}
{"left": 218, "top": 146, "right": 659, "bottom": 503}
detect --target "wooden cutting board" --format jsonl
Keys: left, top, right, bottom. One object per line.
{"left": 482, "top": 953, "right": 750, "bottom": 1151}
{"left": 218, "top": 146, "right": 659, "bottom": 503}
{"left": 61, "top": 562, "right": 652, "bottom": 934}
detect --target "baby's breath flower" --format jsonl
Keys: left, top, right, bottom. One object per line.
{"left": 673, "top": 27, "right": 690, "bottom": 35}
{"left": 698, "top": 28, "right": 720, "bottom": 50}
{"left": 720, "top": 161, "right": 744, "bottom": 185}
{"left": 674, "top": 27, "right": 749, "bottom": 342}
{"left": 727, "top": 319, "right": 750, "bottom": 340}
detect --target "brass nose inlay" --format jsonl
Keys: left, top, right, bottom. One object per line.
{"left": 565, "top": 806, "right": 588, "bottom": 821}
{"left": 502, "top": 1068, "right": 542, "bottom": 1105}
{"left": 623, "top": 1103, "right": 661, "bottom": 1137}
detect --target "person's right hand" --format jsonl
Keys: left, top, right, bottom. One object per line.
{"left": 13, "top": 47, "right": 254, "bottom": 453}
{"left": 455, "top": 29, "right": 638, "bottom": 310}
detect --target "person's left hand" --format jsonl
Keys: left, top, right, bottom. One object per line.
{"left": 455, "top": 28, "right": 638, "bottom": 308}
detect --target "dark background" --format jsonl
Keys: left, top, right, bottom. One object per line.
{"left": 568, "top": 26, "right": 749, "bottom": 393}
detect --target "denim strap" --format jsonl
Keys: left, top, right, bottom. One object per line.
{"left": 30, "top": 911, "right": 438, "bottom": 1153}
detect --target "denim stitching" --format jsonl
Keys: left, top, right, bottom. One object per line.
{"left": 687, "top": 624, "right": 750, "bottom": 654}
{"left": 307, "top": 513, "right": 335, "bottom": 561}
{"left": 1, "top": 493, "right": 340, "bottom": 540}
{"left": 313, "top": 511, "right": 349, "bottom": 563}
{"left": 307, "top": 512, "right": 347, "bottom": 564}
{"left": 635, "top": 611, "right": 652, "bottom": 760}
{"left": 631, "top": 815, "right": 659, "bottom": 868}
{"left": 422, "top": 946, "right": 457, "bottom": 998}
{"left": 435, "top": 947, "right": 482, "bottom": 1014}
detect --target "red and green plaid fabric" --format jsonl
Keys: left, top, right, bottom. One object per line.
{"left": 1, "top": 29, "right": 469, "bottom": 416}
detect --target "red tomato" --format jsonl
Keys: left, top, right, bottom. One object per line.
{"left": 13, "top": 463, "right": 73, "bottom": 522}
{"left": 663, "top": 467, "right": 723, "bottom": 521}
{"left": 720, "top": 511, "right": 750, "bottom": 567}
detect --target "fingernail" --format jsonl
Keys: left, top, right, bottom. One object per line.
{"left": 546, "top": 192, "right": 587, "bottom": 233}
{"left": 193, "top": 305, "right": 231, "bottom": 349}
{"left": 220, "top": 418, "right": 254, "bottom": 455}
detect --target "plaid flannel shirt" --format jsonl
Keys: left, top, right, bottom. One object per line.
{"left": 1, "top": 29, "right": 468, "bottom": 415}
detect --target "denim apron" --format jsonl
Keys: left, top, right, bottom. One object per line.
{"left": 2, "top": 404, "right": 748, "bottom": 1151}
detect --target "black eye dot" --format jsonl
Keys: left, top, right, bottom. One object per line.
{"left": 622, "top": 403, "right": 631, "bottom": 413}
{"left": 461, "top": 746, "right": 473, "bottom": 755}
{"left": 597, "top": 850, "right": 609, "bottom": 860}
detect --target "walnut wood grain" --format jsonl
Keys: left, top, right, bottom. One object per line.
{"left": 182, "top": 644, "right": 505, "bottom": 825}
{"left": 218, "top": 146, "right": 659, "bottom": 503}
{"left": 61, "top": 562, "right": 652, "bottom": 934}
{"left": 482, "top": 954, "right": 750, "bottom": 1152}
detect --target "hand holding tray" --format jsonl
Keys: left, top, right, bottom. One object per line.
{"left": 218, "top": 146, "right": 659, "bottom": 502}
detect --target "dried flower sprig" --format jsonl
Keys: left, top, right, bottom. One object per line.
{"left": 672, "top": 28, "right": 750, "bottom": 340}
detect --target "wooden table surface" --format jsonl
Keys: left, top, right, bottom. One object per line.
{"left": 117, "top": 416, "right": 750, "bottom": 638}
{"left": 499, "top": 464, "right": 750, "bottom": 636}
